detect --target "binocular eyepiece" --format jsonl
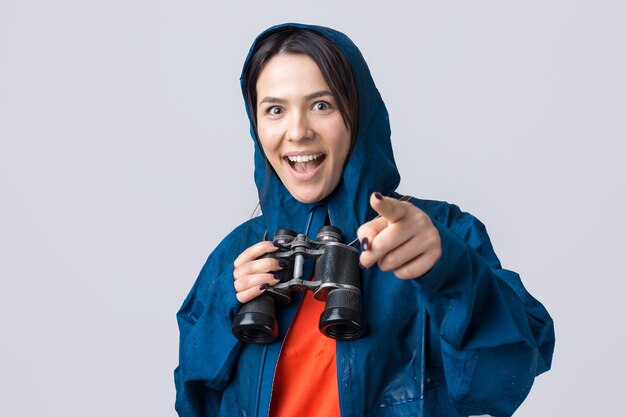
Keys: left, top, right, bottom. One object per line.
{"left": 232, "top": 225, "right": 365, "bottom": 344}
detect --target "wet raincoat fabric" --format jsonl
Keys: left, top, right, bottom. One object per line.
{"left": 174, "top": 23, "right": 555, "bottom": 417}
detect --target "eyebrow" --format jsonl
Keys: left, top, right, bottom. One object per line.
{"left": 258, "top": 90, "right": 334, "bottom": 105}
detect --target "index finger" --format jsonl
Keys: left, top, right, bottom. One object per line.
{"left": 233, "top": 240, "right": 279, "bottom": 269}
{"left": 370, "top": 192, "right": 407, "bottom": 223}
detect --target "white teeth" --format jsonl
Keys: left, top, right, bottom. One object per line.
{"left": 287, "top": 154, "right": 322, "bottom": 163}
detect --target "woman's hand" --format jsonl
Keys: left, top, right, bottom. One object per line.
{"left": 357, "top": 192, "right": 442, "bottom": 279}
{"left": 233, "top": 241, "right": 285, "bottom": 303}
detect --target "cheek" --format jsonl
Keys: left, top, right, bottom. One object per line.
{"left": 326, "top": 122, "right": 351, "bottom": 164}
{"left": 256, "top": 125, "right": 281, "bottom": 159}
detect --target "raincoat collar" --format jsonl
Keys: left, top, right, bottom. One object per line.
{"left": 240, "top": 23, "right": 400, "bottom": 242}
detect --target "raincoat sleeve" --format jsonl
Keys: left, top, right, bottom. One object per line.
{"left": 415, "top": 201, "right": 555, "bottom": 417}
{"left": 174, "top": 225, "right": 250, "bottom": 417}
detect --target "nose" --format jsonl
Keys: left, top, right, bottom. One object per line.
{"left": 286, "top": 111, "right": 313, "bottom": 142}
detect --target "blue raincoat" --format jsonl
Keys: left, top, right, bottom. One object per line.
{"left": 175, "top": 23, "right": 555, "bottom": 417}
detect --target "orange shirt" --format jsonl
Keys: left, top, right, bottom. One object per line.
{"left": 269, "top": 291, "right": 341, "bottom": 417}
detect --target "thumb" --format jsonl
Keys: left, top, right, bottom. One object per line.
{"left": 370, "top": 192, "right": 406, "bottom": 223}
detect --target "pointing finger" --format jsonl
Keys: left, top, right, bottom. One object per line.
{"left": 370, "top": 192, "right": 407, "bottom": 223}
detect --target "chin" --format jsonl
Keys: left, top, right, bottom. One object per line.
{"left": 289, "top": 187, "right": 329, "bottom": 204}
{"left": 291, "top": 194, "right": 323, "bottom": 204}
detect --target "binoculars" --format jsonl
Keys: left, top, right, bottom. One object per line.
{"left": 232, "top": 225, "right": 365, "bottom": 344}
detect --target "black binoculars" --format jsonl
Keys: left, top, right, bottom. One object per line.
{"left": 232, "top": 225, "right": 365, "bottom": 344}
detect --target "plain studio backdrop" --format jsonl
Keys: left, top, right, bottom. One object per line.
{"left": 1, "top": 1, "right": 624, "bottom": 416}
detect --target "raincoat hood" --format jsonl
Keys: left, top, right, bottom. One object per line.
{"left": 240, "top": 23, "right": 400, "bottom": 240}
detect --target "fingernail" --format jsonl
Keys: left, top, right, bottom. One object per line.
{"left": 272, "top": 272, "right": 283, "bottom": 281}
{"left": 279, "top": 261, "right": 288, "bottom": 268}
{"left": 361, "top": 237, "right": 369, "bottom": 251}
{"left": 374, "top": 192, "right": 383, "bottom": 200}
{"left": 259, "top": 283, "right": 270, "bottom": 291}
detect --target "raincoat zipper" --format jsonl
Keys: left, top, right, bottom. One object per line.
{"left": 336, "top": 343, "right": 347, "bottom": 417}
{"left": 253, "top": 344, "right": 269, "bottom": 417}
{"left": 420, "top": 306, "right": 427, "bottom": 400}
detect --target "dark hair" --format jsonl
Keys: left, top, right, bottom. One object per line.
{"left": 244, "top": 28, "right": 359, "bottom": 144}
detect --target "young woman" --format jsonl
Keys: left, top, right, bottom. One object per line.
{"left": 175, "top": 23, "right": 555, "bottom": 417}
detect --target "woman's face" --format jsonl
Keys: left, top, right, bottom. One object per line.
{"left": 255, "top": 53, "right": 351, "bottom": 204}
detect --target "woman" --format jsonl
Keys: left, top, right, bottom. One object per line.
{"left": 175, "top": 23, "right": 555, "bottom": 417}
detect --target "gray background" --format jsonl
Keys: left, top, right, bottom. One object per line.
{"left": 1, "top": 1, "right": 624, "bottom": 416}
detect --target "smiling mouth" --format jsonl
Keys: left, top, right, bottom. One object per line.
{"left": 284, "top": 154, "right": 326, "bottom": 174}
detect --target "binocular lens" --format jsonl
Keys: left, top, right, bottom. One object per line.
{"left": 323, "top": 321, "right": 363, "bottom": 339}
{"left": 318, "top": 289, "right": 365, "bottom": 340}
{"left": 320, "top": 315, "right": 364, "bottom": 339}
{"left": 232, "top": 294, "right": 278, "bottom": 344}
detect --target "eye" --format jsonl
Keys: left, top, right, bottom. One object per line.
{"left": 267, "top": 106, "right": 283, "bottom": 116}
{"left": 313, "top": 101, "right": 330, "bottom": 111}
